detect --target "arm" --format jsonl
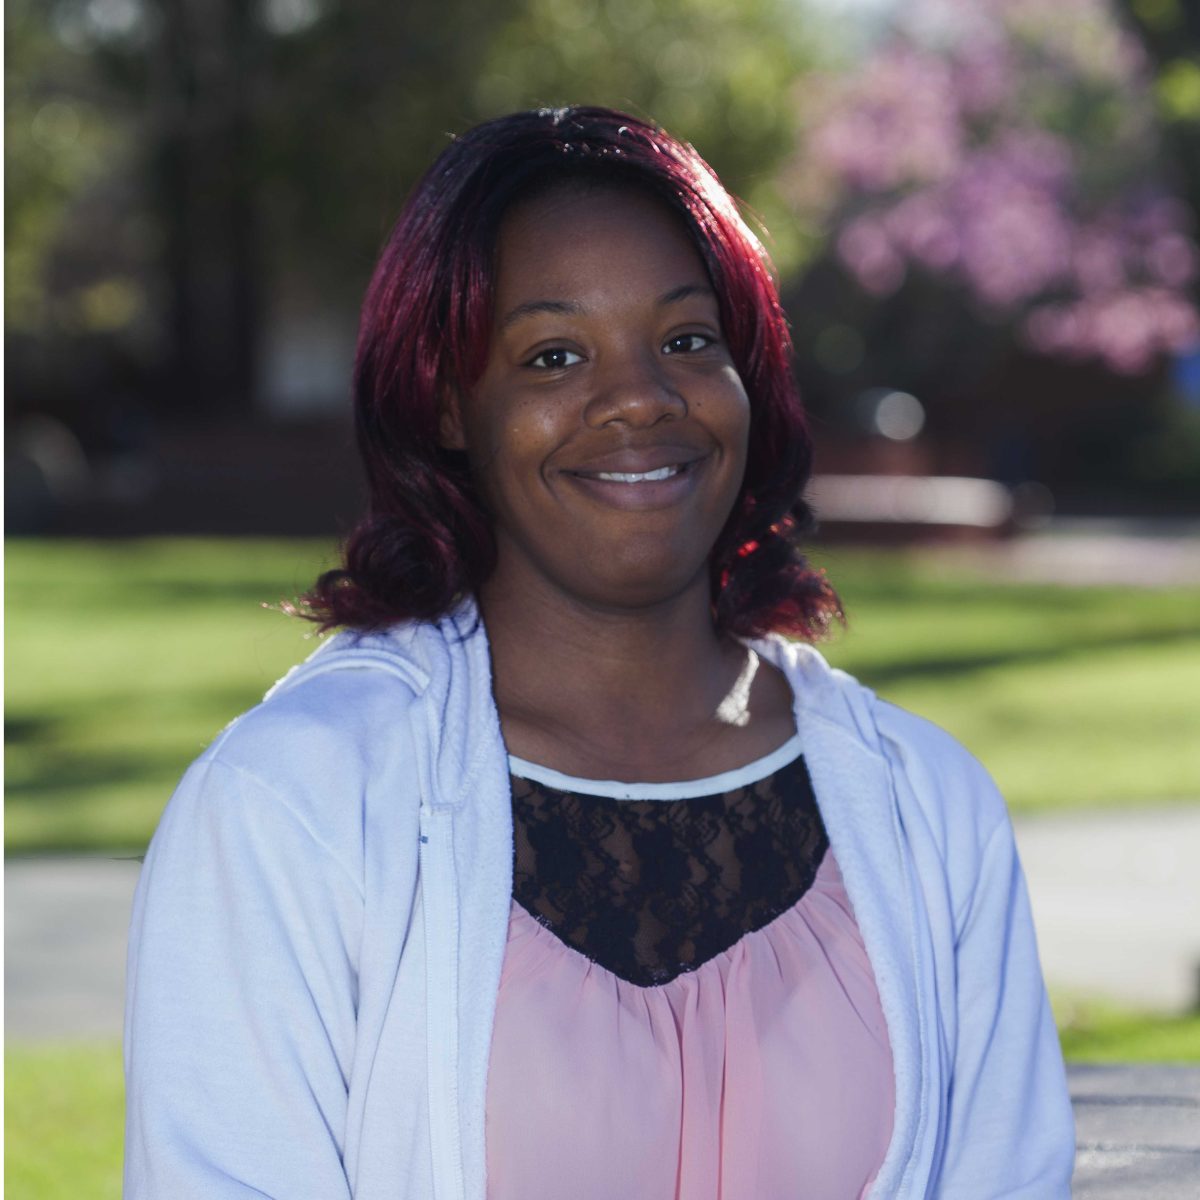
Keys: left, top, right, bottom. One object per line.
{"left": 934, "top": 814, "right": 1076, "bottom": 1198}
{"left": 875, "top": 699, "right": 1075, "bottom": 1198}
{"left": 124, "top": 757, "right": 362, "bottom": 1199}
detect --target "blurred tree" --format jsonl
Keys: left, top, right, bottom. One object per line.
{"left": 470, "top": 0, "right": 822, "bottom": 274}
{"left": 5, "top": 0, "right": 139, "bottom": 338}
{"left": 784, "top": 0, "right": 1200, "bottom": 377}
{"left": 1113, "top": 0, "right": 1200, "bottom": 265}
{"left": 142, "top": 0, "right": 530, "bottom": 414}
{"left": 7, "top": 0, "right": 824, "bottom": 422}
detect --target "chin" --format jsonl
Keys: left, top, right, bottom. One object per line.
{"left": 565, "top": 549, "right": 711, "bottom": 614}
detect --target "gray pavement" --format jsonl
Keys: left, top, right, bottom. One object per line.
{"left": 1071, "top": 1065, "right": 1200, "bottom": 1198}
{"left": 5, "top": 854, "right": 140, "bottom": 1040}
{"left": 914, "top": 516, "right": 1200, "bottom": 587}
{"left": 9, "top": 808, "right": 1198, "bottom": 1039}
{"left": 1014, "top": 805, "right": 1200, "bottom": 1012}
{"left": 1013, "top": 518, "right": 1200, "bottom": 587}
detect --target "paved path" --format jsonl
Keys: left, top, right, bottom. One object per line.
{"left": 1071, "top": 1065, "right": 1200, "bottom": 1198}
{"left": 940, "top": 517, "right": 1200, "bottom": 586}
{"left": 5, "top": 855, "right": 140, "bottom": 1040}
{"left": 10, "top": 807, "right": 1198, "bottom": 1038}
{"left": 1013, "top": 805, "right": 1200, "bottom": 1012}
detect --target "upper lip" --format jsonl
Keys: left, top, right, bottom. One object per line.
{"left": 562, "top": 445, "right": 710, "bottom": 477}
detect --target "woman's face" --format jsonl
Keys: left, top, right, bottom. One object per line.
{"left": 442, "top": 184, "right": 751, "bottom": 614}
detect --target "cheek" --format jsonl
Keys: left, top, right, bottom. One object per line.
{"left": 459, "top": 390, "right": 514, "bottom": 468}
{"left": 708, "top": 374, "right": 752, "bottom": 457}
{"left": 500, "top": 399, "right": 573, "bottom": 465}
{"left": 716, "top": 387, "right": 752, "bottom": 502}
{"left": 466, "top": 398, "right": 563, "bottom": 500}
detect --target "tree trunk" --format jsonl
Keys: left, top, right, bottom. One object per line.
{"left": 150, "top": 0, "right": 259, "bottom": 417}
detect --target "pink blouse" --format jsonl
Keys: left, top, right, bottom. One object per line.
{"left": 485, "top": 750, "right": 895, "bottom": 1199}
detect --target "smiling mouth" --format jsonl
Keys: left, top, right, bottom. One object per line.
{"left": 590, "top": 465, "right": 684, "bottom": 484}
{"left": 561, "top": 456, "right": 706, "bottom": 511}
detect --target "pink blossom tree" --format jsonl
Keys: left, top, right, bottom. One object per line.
{"left": 788, "top": 0, "right": 1199, "bottom": 375}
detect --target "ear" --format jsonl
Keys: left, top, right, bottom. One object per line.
{"left": 438, "top": 388, "right": 467, "bottom": 451}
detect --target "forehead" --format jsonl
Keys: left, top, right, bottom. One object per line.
{"left": 492, "top": 185, "right": 712, "bottom": 306}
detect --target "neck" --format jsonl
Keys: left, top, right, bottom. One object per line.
{"left": 479, "top": 565, "right": 747, "bottom": 775}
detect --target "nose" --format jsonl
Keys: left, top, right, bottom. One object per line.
{"left": 583, "top": 350, "right": 687, "bottom": 429}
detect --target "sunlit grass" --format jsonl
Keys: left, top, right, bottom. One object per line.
{"left": 6, "top": 538, "right": 1199, "bottom": 852}
{"left": 812, "top": 549, "right": 1200, "bottom": 812}
{"left": 6, "top": 539, "right": 333, "bottom": 852}
{"left": 4, "top": 1043, "right": 125, "bottom": 1200}
{"left": 1054, "top": 996, "right": 1200, "bottom": 1063}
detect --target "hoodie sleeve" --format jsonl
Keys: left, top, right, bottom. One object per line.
{"left": 874, "top": 699, "right": 1074, "bottom": 1198}
{"left": 124, "top": 755, "right": 362, "bottom": 1199}
{"left": 934, "top": 809, "right": 1076, "bottom": 1197}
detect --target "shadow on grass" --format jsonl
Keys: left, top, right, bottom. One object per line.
{"left": 4, "top": 714, "right": 61, "bottom": 743}
{"left": 5, "top": 684, "right": 272, "bottom": 850}
{"left": 5, "top": 748, "right": 189, "bottom": 796}
{"left": 7, "top": 682, "right": 280, "bottom": 748}
{"left": 6, "top": 538, "right": 335, "bottom": 610}
{"left": 857, "top": 623, "right": 1200, "bottom": 688}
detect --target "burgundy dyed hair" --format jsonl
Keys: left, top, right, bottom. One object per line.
{"left": 307, "top": 106, "right": 841, "bottom": 639}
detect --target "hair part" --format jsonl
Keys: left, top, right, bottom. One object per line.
{"left": 304, "top": 105, "right": 842, "bottom": 640}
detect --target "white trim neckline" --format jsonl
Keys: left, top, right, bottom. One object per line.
{"left": 507, "top": 732, "right": 804, "bottom": 801}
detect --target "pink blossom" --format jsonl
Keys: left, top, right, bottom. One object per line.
{"left": 886, "top": 194, "right": 961, "bottom": 270}
{"left": 788, "top": 0, "right": 1200, "bottom": 374}
{"left": 805, "top": 47, "right": 963, "bottom": 192}
{"left": 1023, "top": 289, "right": 1200, "bottom": 373}
{"left": 1072, "top": 227, "right": 1127, "bottom": 295}
{"left": 1146, "top": 235, "right": 1199, "bottom": 288}
{"left": 953, "top": 39, "right": 1017, "bottom": 116}
{"left": 837, "top": 218, "right": 907, "bottom": 295}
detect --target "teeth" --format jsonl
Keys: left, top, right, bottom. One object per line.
{"left": 594, "top": 465, "right": 682, "bottom": 483}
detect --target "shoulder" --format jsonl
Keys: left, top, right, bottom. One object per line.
{"left": 210, "top": 630, "right": 426, "bottom": 774}
{"left": 755, "top": 635, "right": 1010, "bottom": 853}
{"left": 170, "top": 623, "right": 452, "bottom": 856}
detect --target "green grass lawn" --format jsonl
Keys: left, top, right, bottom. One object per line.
{"left": 812, "top": 546, "right": 1200, "bottom": 816}
{"left": 1054, "top": 996, "right": 1200, "bottom": 1062}
{"left": 6, "top": 537, "right": 1200, "bottom": 853}
{"left": 7, "top": 1003, "right": 1197, "bottom": 1198}
{"left": 6, "top": 538, "right": 336, "bottom": 853}
{"left": 5, "top": 1043, "right": 125, "bottom": 1200}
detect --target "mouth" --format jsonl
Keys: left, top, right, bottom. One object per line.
{"left": 560, "top": 455, "right": 708, "bottom": 511}
{"left": 580, "top": 464, "right": 687, "bottom": 485}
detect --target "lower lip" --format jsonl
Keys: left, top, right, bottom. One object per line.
{"left": 562, "top": 461, "right": 705, "bottom": 511}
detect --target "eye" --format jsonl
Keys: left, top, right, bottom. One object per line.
{"left": 527, "top": 347, "right": 583, "bottom": 370}
{"left": 663, "top": 332, "right": 715, "bottom": 355}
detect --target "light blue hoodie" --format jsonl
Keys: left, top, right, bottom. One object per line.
{"left": 124, "top": 607, "right": 1074, "bottom": 1198}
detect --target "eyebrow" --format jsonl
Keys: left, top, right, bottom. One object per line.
{"left": 500, "top": 284, "right": 716, "bottom": 331}
{"left": 658, "top": 283, "right": 716, "bottom": 306}
{"left": 499, "top": 300, "right": 585, "bottom": 331}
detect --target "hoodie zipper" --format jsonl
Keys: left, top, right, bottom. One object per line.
{"left": 419, "top": 804, "right": 466, "bottom": 1200}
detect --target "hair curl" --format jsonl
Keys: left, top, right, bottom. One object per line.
{"left": 305, "top": 106, "right": 841, "bottom": 640}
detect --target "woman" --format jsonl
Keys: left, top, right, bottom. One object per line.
{"left": 124, "top": 107, "right": 1074, "bottom": 1198}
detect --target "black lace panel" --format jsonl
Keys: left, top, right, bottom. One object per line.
{"left": 510, "top": 754, "right": 829, "bottom": 987}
